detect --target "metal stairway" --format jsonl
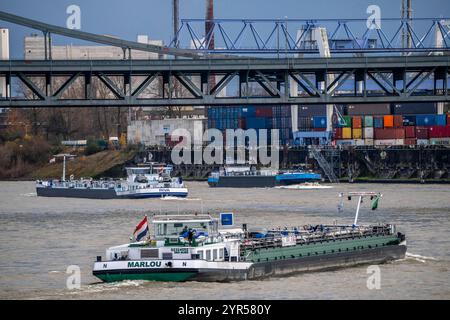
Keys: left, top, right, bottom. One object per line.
{"left": 310, "top": 146, "right": 340, "bottom": 183}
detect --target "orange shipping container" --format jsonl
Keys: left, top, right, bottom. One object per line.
{"left": 342, "top": 127, "right": 352, "bottom": 139}
{"left": 352, "top": 128, "right": 363, "bottom": 139}
{"left": 384, "top": 115, "right": 394, "bottom": 127}
{"left": 352, "top": 116, "right": 362, "bottom": 129}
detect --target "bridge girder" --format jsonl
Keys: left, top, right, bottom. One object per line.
{"left": 0, "top": 56, "right": 448, "bottom": 107}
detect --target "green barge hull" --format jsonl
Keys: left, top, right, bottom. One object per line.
{"left": 93, "top": 233, "right": 406, "bottom": 282}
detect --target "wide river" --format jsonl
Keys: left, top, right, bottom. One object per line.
{"left": 0, "top": 181, "right": 449, "bottom": 299}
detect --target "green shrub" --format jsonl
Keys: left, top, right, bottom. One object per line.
{"left": 85, "top": 139, "right": 102, "bottom": 155}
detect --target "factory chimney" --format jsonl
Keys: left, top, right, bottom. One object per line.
{"left": 204, "top": 0, "right": 215, "bottom": 116}
{"left": 205, "top": 0, "right": 215, "bottom": 50}
{"left": 172, "top": 0, "right": 179, "bottom": 48}
{"left": 401, "top": 0, "right": 413, "bottom": 49}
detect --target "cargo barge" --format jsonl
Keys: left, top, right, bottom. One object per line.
{"left": 93, "top": 192, "right": 406, "bottom": 282}
{"left": 37, "top": 162, "right": 188, "bottom": 199}
{"left": 207, "top": 165, "right": 321, "bottom": 188}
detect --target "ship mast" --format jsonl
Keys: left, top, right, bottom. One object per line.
{"left": 53, "top": 153, "right": 76, "bottom": 181}
{"left": 340, "top": 192, "right": 382, "bottom": 226}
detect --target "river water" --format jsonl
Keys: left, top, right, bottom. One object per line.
{"left": 0, "top": 181, "right": 449, "bottom": 300}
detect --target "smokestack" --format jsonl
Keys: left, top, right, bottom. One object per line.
{"left": 407, "top": 0, "right": 412, "bottom": 49}
{"left": 173, "top": 0, "right": 179, "bottom": 48}
{"left": 205, "top": 0, "right": 215, "bottom": 116}
{"left": 401, "top": 0, "right": 413, "bottom": 50}
{"left": 205, "top": 0, "right": 214, "bottom": 50}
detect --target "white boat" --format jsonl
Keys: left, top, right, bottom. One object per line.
{"left": 36, "top": 162, "right": 188, "bottom": 199}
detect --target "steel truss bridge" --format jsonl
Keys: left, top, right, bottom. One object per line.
{"left": 0, "top": 56, "right": 449, "bottom": 107}
{"left": 0, "top": 11, "right": 449, "bottom": 107}
{"left": 174, "top": 18, "right": 450, "bottom": 55}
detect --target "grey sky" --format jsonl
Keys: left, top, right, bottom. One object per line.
{"left": 0, "top": 0, "right": 449, "bottom": 58}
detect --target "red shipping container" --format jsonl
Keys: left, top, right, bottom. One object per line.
{"left": 352, "top": 116, "right": 362, "bottom": 129}
{"left": 445, "top": 126, "right": 450, "bottom": 138}
{"left": 333, "top": 128, "right": 343, "bottom": 139}
{"left": 404, "top": 138, "right": 417, "bottom": 145}
{"left": 415, "top": 127, "right": 429, "bottom": 139}
{"left": 255, "top": 107, "right": 273, "bottom": 117}
{"left": 238, "top": 118, "right": 246, "bottom": 129}
{"left": 405, "top": 126, "right": 416, "bottom": 138}
{"left": 393, "top": 115, "right": 403, "bottom": 127}
{"left": 374, "top": 128, "right": 405, "bottom": 140}
{"left": 429, "top": 126, "right": 448, "bottom": 138}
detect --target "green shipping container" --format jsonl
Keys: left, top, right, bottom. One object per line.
{"left": 343, "top": 116, "right": 352, "bottom": 127}
{"left": 364, "top": 116, "right": 374, "bottom": 127}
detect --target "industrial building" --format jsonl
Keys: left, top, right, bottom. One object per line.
{"left": 127, "top": 117, "right": 205, "bottom": 147}
{"left": 24, "top": 34, "right": 164, "bottom": 60}
{"left": 0, "top": 28, "right": 9, "bottom": 127}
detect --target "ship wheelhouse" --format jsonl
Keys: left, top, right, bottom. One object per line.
{"left": 105, "top": 214, "right": 241, "bottom": 263}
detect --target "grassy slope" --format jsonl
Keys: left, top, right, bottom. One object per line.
{"left": 29, "top": 149, "right": 136, "bottom": 180}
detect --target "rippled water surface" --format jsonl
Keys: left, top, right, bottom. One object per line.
{"left": 0, "top": 181, "right": 449, "bottom": 299}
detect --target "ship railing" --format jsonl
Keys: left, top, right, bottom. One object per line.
{"left": 43, "top": 179, "right": 120, "bottom": 190}
{"left": 241, "top": 226, "right": 392, "bottom": 251}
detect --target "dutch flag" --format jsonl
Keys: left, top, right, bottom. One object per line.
{"left": 133, "top": 216, "right": 149, "bottom": 242}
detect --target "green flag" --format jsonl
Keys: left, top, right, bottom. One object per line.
{"left": 371, "top": 196, "right": 380, "bottom": 210}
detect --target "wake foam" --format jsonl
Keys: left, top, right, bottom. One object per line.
{"left": 161, "top": 197, "right": 201, "bottom": 201}
{"left": 405, "top": 252, "right": 439, "bottom": 263}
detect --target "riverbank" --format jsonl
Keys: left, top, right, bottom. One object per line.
{"left": 26, "top": 149, "right": 136, "bottom": 180}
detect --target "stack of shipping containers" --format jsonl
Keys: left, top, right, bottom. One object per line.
{"left": 207, "top": 105, "right": 292, "bottom": 145}
{"left": 207, "top": 103, "right": 450, "bottom": 147}
{"left": 333, "top": 103, "right": 450, "bottom": 146}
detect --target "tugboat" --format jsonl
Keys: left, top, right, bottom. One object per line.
{"left": 207, "top": 165, "right": 322, "bottom": 188}
{"left": 36, "top": 157, "right": 188, "bottom": 199}
{"left": 92, "top": 192, "right": 406, "bottom": 282}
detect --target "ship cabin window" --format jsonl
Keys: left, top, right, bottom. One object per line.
{"left": 155, "top": 220, "right": 214, "bottom": 239}
{"left": 213, "top": 249, "right": 218, "bottom": 261}
{"left": 198, "top": 250, "right": 204, "bottom": 260}
{"left": 219, "top": 248, "right": 224, "bottom": 260}
{"left": 140, "top": 248, "right": 159, "bottom": 259}
{"left": 206, "top": 250, "right": 211, "bottom": 261}
{"left": 162, "top": 252, "right": 173, "bottom": 260}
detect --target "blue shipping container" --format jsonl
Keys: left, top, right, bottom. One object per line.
{"left": 436, "top": 114, "right": 447, "bottom": 126}
{"left": 241, "top": 106, "right": 256, "bottom": 118}
{"left": 416, "top": 114, "right": 436, "bottom": 126}
{"left": 246, "top": 117, "right": 267, "bottom": 129}
{"left": 374, "top": 117, "right": 384, "bottom": 128}
{"left": 313, "top": 116, "right": 327, "bottom": 128}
